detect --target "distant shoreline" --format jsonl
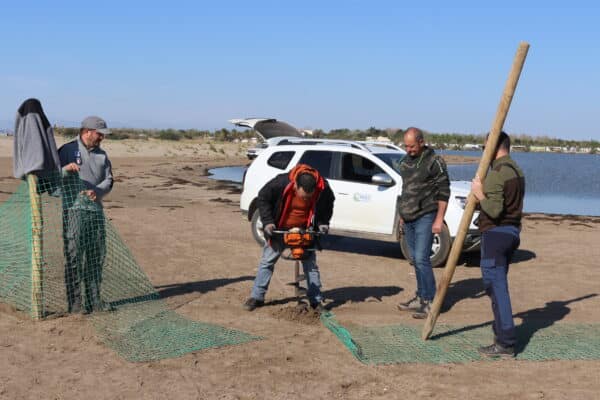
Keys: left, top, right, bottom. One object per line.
{"left": 0, "top": 136, "right": 478, "bottom": 164}
{"left": 439, "top": 154, "right": 479, "bottom": 164}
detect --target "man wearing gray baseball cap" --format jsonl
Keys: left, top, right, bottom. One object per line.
{"left": 58, "top": 116, "right": 114, "bottom": 314}
{"left": 82, "top": 115, "right": 112, "bottom": 135}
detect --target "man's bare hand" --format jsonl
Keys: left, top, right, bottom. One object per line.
{"left": 471, "top": 175, "right": 485, "bottom": 201}
{"left": 80, "top": 190, "right": 97, "bottom": 201}
{"left": 432, "top": 219, "right": 443, "bottom": 234}
{"left": 263, "top": 223, "right": 275, "bottom": 237}
{"left": 65, "top": 163, "right": 80, "bottom": 173}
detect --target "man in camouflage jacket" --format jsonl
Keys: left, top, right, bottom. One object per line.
{"left": 397, "top": 127, "right": 450, "bottom": 318}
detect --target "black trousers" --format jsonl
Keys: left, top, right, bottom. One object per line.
{"left": 63, "top": 208, "right": 106, "bottom": 313}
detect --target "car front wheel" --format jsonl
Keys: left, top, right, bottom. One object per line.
{"left": 399, "top": 223, "right": 451, "bottom": 268}
{"left": 250, "top": 209, "right": 267, "bottom": 246}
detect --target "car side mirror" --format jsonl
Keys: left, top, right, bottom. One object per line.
{"left": 371, "top": 173, "right": 394, "bottom": 186}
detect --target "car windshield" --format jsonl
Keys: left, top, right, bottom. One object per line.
{"left": 374, "top": 153, "right": 405, "bottom": 174}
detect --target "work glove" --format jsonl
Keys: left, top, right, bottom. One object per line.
{"left": 263, "top": 223, "right": 276, "bottom": 238}
{"left": 318, "top": 224, "right": 329, "bottom": 234}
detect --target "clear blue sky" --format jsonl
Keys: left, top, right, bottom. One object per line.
{"left": 1, "top": 1, "right": 599, "bottom": 140}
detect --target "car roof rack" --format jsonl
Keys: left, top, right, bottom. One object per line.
{"left": 269, "top": 137, "right": 405, "bottom": 153}
{"left": 357, "top": 141, "right": 405, "bottom": 152}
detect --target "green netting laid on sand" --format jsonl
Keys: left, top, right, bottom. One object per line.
{"left": 0, "top": 174, "right": 260, "bottom": 362}
{"left": 322, "top": 312, "right": 600, "bottom": 364}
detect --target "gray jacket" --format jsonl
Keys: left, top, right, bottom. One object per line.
{"left": 398, "top": 147, "right": 450, "bottom": 222}
{"left": 58, "top": 137, "right": 113, "bottom": 205}
{"left": 13, "top": 99, "right": 61, "bottom": 179}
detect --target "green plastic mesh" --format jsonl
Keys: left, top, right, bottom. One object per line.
{"left": 322, "top": 312, "right": 600, "bottom": 364}
{"left": 0, "top": 173, "right": 260, "bottom": 362}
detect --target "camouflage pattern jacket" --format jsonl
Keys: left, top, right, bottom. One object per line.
{"left": 398, "top": 147, "right": 450, "bottom": 222}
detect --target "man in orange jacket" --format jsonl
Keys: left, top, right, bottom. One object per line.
{"left": 243, "top": 164, "right": 335, "bottom": 312}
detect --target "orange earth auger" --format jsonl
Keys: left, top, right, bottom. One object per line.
{"left": 272, "top": 228, "right": 324, "bottom": 298}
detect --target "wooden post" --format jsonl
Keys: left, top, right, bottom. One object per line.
{"left": 422, "top": 42, "right": 530, "bottom": 340}
{"left": 27, "top": 174, "right": 44, "bottom": 320}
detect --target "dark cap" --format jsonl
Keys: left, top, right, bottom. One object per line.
{"left": 81, "top": 116, "right": 111, "bottom": 135}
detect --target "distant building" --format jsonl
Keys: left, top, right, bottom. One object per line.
{"left": 463, "top": 143, "right": 482, "bottom": 150}
{"left": 510, "top": 145, "right": 527, "bottom": 152}
{"left": 530, "top": 146, "right": 546, "bottom": 152}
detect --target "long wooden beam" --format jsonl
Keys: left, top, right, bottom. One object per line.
{"left": 422, "top": 42, "right": 530, "bottom": 340}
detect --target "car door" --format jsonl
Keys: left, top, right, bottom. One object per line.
{"left": 327, "top": 152, "right": 398, "bottom": 234}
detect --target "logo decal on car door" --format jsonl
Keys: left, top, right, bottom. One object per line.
{"left": 353, "top": 193, "right": 371, "bottom": 202}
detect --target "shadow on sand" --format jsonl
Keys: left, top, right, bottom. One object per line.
{"left": 265, "top": 285, "right": 403, "bottom": 310}
{"left": 440, "top": 278, "right": 486, "bottom": 313}
{"left": 155, "top": 275, "right": 255, "bottom": 299}
{"left": 431, "top": 294, "right": 598, "bottom": 355}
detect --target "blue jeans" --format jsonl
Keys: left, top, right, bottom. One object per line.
{"left": 251, "top": 242, "right": 323, "bottom": 304}
{"left": 480, "top": 225, "right": 520, "bottom": 347}
{"left": 403, "top": 211, "right": 436, "bottom": 301}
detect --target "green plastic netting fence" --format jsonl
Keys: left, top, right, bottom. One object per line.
{"left": 0, "top": 173, "right": 260, "bottom": 362}
{"left": 321, "top": 312, "right": 600, "bottom": 364}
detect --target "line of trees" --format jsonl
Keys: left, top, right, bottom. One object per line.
{"left": 53, "top": 126, "right": 255, "bottom": 142}
{"left": 53, "top": 125, "right": 599, "bottom": 150}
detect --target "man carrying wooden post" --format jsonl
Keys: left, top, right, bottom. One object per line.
{"left": 471, "top": 131, "right": 525, "bottom": 357}
{"left": 421, "top": 41, "right": 529, "bottom": 341}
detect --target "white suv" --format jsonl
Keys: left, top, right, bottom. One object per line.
{"left": 239, "top": 130, "right": 480, "bottom": 267}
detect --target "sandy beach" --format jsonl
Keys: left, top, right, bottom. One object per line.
{"left": 1, "top": 136, "right": 599, "bottom": 399}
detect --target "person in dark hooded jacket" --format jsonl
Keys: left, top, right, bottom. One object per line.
{"left": 243, "top": 164, "right": 335, "bottom": 312}
{"left": 13, "top": 98, "right": 61, "bottom": 184}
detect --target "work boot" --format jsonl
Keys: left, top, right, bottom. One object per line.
{"left": 478, "top": 343, "right": 515, "bottom": 358}
{"left": 411, "top": 299, "right": 431, "bottom": 319}
{"left": 397, "top": 295, "right": 422, "bottom": 312}
{"left": 310, "top": 301, "right": 326, "bottom": 314}
{"left": 243, "top": 297, "right": 264, "bottom": 311}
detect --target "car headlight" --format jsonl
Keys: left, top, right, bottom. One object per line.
{"left": 455, "top": 195, "right": 467, "bottom": 210}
